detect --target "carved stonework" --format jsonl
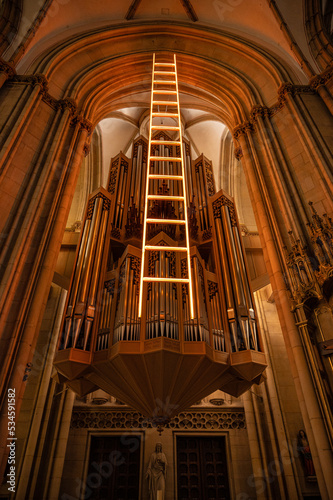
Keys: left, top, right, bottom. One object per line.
{"left": 41, "top": 92, "right": 59, "bottom": 110}
{"left": 283, "top": 230, "right": 320, "bottom": 307}
{"left": 310, "top": 64, "right": 333, "bottom": 90}
{"left": 235, "top": 146, "right": 243, "bottom": 160}
{"left": 0, "top": 58, "right": 15, "bottom": 78}
{"left": 233, "top": 83, "right": 316, "bottom": 140}
{"left": 240, "top": 225, "right": 259, "bottom": 236}
{"left": 71, "top": 114, "right": 93, "bottom": 135}
{"left": 250, "top": 105, "right": 271, "bottom": 123}
{"left": 12, "top": 73, "right": 49, "bottom": 94}
{"left": 58, "top": 97, "right": 78, "bottom": 116}
{"left": 233, "top": 121, "right": 254, "bottom": 140}
{"left": 284, "top": 203, "right": 333, "bottom": 308}
{"left": 307, "top": 202, "right": 333, "bottom": 286}
{"left": 71, "top": 409, "right": 246, "bottom": 430}
{"left": 68, "top": 221, "right": 82, "bottom": 232}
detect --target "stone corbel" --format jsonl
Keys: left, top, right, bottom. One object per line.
{"left": 0, "top": 57, "right": 15, "bottom": 79}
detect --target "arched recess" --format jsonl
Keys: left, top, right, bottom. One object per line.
{"left": 0, "top": 22, "right": 333, "bottom": 496}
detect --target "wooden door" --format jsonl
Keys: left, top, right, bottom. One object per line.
{"left": 87, "top": 435, "right": 141, "bottom": 500}
{"left": 177, "top": 436, "right": 230, "bottom": 500}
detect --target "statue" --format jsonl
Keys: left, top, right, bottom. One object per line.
{"left": 146, "top": 442, "right": 167, "bottom": 500}
{"left": 297, "top": 429, "right": 315, "bottom": 477}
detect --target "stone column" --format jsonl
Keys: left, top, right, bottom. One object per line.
{"left": 236, "top": 126, "right": 333, "bottom": 499}
{"left": 0, "top": 78, "right": 91, "bottom": 476}
{"left": 243, "top": 391, "right": 270, "bottom": 500}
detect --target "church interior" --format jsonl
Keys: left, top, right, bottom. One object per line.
{"left": 0, "top": 1, "right": 332, "bottom": 499}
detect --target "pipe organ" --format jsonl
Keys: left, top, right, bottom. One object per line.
{"left": 54, "top": 55, "right": 266, "bottom": 426}
{"left": 54, "top": 133, "right": 266, "bottom": 424}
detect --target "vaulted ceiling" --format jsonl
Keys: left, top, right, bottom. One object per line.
{"left": 5, "top": 0, "right": 325, "bottom": 233}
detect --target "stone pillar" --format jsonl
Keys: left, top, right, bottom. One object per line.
{"left": 236, "top": 125, "right": 333, "bottom": 499}
{"left": 243, "top": 391, "right": 269, "bottom": 500}
{"left": 0, "top": 77, "right": 91, "bottom": 476}
{"left": 13, "top": 285, "right": 68, "bottom": 499}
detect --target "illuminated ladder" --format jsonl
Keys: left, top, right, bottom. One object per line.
{"left": 138, "top": 53, "right": 194, "bottom": 319}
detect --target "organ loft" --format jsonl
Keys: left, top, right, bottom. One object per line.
{"left": 54, "top": 55, "right": 267, "bottom": 426}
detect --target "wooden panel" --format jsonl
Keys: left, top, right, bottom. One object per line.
{"left": 87, "top": 435, "right": 141, "bottom": 500}
{"left": 177, "top": 436, "right": 230, "bottom": 499}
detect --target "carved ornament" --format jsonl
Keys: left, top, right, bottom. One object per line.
{"left": 87, "top": 193, "right": 111, "bottom": 219}
{"left": 71, "top": 409, "right": 246, "bottom": 430}
{"left": 233, "top": 83, "right": 315, "bottom": 139}
{"left": 284, "top": 203, "right": 333, "bottom": 307}
{"left": 310, "top": 64, "right": 333, "bottom": 90}
{"left": 0, "top": 58, "right": 15, "bottom": 79}
{"left": 212, "top": 196, "right": 236, "bottom": 226}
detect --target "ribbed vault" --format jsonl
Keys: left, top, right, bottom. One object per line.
{"left": 22, "top": 23, "right": 307, "bottom": 129}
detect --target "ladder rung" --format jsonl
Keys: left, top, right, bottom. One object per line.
{"left": 148, "top": 174, "right": 183, "bottom": 180}
{"left": 151, "top": 140, "right": 181, "bottom": 145}
{"left": 143, "top": 277, "right": 189, "bottom": 282}
{"left": 152, "top": 112, "right": 179, "bottom": 117}
{"left": 154, "top": 71, "right": 176, "bottom": 75}
{"left": 145, "top": 246, "right": 188, "bottom": 252}
{"left": 146, "top": 218, "right": 186, "bottom": 224}
{"left": 154, "top": 63, "right": 176, "bottom": 67}
{"left": 150, "top": 156, "right": 181, "bottom": 161}
{"left": 147, "top": 195, "right": 184, "bottom": 200}
{"left": 153, "top": 101, "right": 178, "bottom": 106}
{"left": 151, "top": 126, "right": 180, "bottom": 131}
{"left": 154, "top": 80, "right": 177, "bottom": 85}
{"left": 153, "top": 90, "right": 178, "bottom": 94}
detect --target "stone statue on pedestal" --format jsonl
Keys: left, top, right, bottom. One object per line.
{"left": 146, "top": 442, "right": 167, "bottom": 500}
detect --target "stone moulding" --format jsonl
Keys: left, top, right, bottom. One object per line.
{"left": 9, "top": 72, "right": 93, "bottom": 135}
{"left": 71, "top": 409, "right": 246, "bottom": 430}
{"left": 232, "top": 82, "right": 317, "bottom": 142}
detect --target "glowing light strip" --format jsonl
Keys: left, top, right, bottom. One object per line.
{"left": 174, "top": 53, "right": 195, "bottom": 319}
{"left": 147, "top": 195, "right": 184, "bottom": 200}
{"left": 148, "top": 174, "right": 183, "bottom": 180}
{"left": 143, "top": 277, "right": 189, "bottom": 283}
{"left": 151, "top": 126, "right": 180, "bottom": 131}
{"left": 151, "top": 140, "right": 181, "bottom": 145}
{"left": 138, "top": 53, "right": 195, "bottom": 319}
{"left": 146, "top": 219, "right": 186, "bottom": 224}
{"left": 149, "top": 156, "right": 182, "bottom": 161}
{"left": 138, "top": 53, "right": 155, "bottom": 318}
{"left": 145, "top": 245, "right": 187, "bottom": 251}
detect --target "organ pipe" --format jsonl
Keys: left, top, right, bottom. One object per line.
{"left": 55, "top": 128, "right": 266, "bottom": 423}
